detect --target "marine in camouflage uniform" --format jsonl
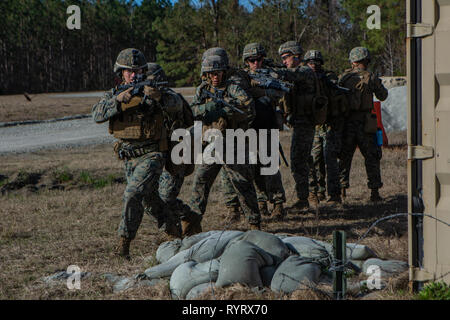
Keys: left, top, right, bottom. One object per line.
{"left": 276, "top": 41, "right": 319, "bottom": 212}
{"left": 92, "top": 49, "right": 189, "bottom": 259}
{"left": 145, "top": 63, "right": 195, "bottom": 226}
{"left": 199, "top": 47, "right": 286, "bottom": 222}
{"left": 239, "top": 42, "right": 287, "bottom": 220}
{"left": 304, "top": 50, "right": 347, "bottom": 206}
{"left": 338, "top": 47, "right": 388, "bottom": 202}
{"left": 185, "top": 54, "right": 261, "bottom": 235}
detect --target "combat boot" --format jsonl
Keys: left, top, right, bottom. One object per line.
{"left": 271, "top": 203, "right": 285, "bottom": 221}
{"left": 116, "top": 237, "right": 131, "bottom": 260}
{"left": 258, "top": 201, "right": 270, "bottom": 216}
{"left": 292, "top": 199, "right": 309, "bottom": 212}
{"left": 308, "top": 192, "right": 319, "bottom": 207}
{"left": 163, "top": 218, "right": 182, "bottom": 240}
{"left": 181, "top": 211, "right": 202, "bottom": 238}
{"left": 225, "top": 205, "right": 241, "bottom": 224}
{"left": 327, "top": 194, "right": 342, "bottom": 207}
{"left": 370, "top": 189, "right": 382, "bottom": 202}
{"left": 317, "top": 191, "right": 326, "bottom": 202}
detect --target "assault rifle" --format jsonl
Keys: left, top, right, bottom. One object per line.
{"left": 114, "top": 73, "right": 168, "bottom": 110}
{"left": 249, "top": 69, "right": 294, "bottom": 93}
{"left": 115, "top": 73, "right": 168, "bottom": 97}
{"left": 203, "top": 88, "right": 245, "bottom": 115}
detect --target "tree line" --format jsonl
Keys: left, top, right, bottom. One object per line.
{"left": 0, "top": 0, "right": 405, "bottom": 94}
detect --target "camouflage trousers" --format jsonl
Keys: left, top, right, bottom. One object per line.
{"left": 189, "top": 145, "right": 261, "bottom": 225}
{"left": 118, "top": 151, "right": 166, "bottom": 239}
{"left": 158, "top": 169, "right": 185, "bottom": 205}
{"left": 339, "top": 115, "right": 383, "bottom": 190}
{"left": 309, "top": 125, "right": 327, "bottom": 195}
{"left": 309, "top": 119, "right": 344, "bottom": 197}
{"left": 221, "top": 164, "right": 286, "bottom": 207}
{"left": 291, "top": 117, "right": 315, "bottom": 201}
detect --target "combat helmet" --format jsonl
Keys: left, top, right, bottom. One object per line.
{"left": 202, "top": 47, "right": 229, "bottom": 65}
{"left": 242, "top": 43, "right": 266, "bottom": 62}
{"left": 278, "top": 41, "right": 303, "bottom": 56}
{"left": 304, "top": 50, "right": 324, "bottom": 64}
{"left": 349, "top": 47, "right": 371, "bottom": 63}
{"left": 146, "top": 62, "right": 167, "bottom": 82}
{"left": 114, "top": 48, "right": 147, "bottom": 74}
{"left": 201, "top": 55, "right": 228, "bottom": 74}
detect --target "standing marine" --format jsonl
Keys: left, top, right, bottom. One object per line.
{"left": 276, "top": 41, "right": 320, "bottom": 212}
{"left": 92, "top": 48, "right": 191, "bottom": 260}
{"left": 304, "top": 50, "right": 346, "bottom": 207}
{"left": 338, "top": 47, "right": 388, "bottom": 202}
{"left": 185, "top": 53, "right": 261, "bottom": 235}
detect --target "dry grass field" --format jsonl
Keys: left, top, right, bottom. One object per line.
{"left": 0, "top": 128, "right": 413, "bottom": 300}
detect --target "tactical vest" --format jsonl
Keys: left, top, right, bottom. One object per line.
{"left": 282, "top": 66, "right": 317, "bottom": 119}
{"left": 320, "top": 70, "right": 349, "bottom": 118}
{"left": 339, "top": 68, "right": 374, "bottom": 112}
{"left": 108, "top": 93, "right": 168, "bottom": 152}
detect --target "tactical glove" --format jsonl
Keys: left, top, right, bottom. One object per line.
{"left": 197, "top": 101, "right": 221, "bottom": 114}
{"left": 116, "top": 87, "right": 133, "bottom": 104}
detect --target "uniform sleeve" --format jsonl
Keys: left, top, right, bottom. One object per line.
{"left": 91, "top": 89, "right": 121, "bottom": 123}
{"left": 226, "top": 83, "right": 256, "bottom": 123}
{"left": 190, "top": 85, "right": 208, "bottom": 119}
{"left": 371, "top": 74, "right": 388, "bottom": 101}
{"left": 274, "top": 66, "right": 316, "bottom": 95}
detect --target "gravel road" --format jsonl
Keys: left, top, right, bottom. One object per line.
{"left": 0, "top": 117, "right": 113, "bottom": 154}
{"left": 0, "top": 89, "right": 195, "bottom": 154}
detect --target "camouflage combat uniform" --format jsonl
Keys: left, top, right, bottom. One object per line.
{"left": 221, "top": 55, "right": 287, "bottom": 211}
{"left": 338, "top": 47, "right": 388, "bottom": 196}
{"left": 92, "top": 52, "right": 188, "bottom": 247}
{"left": 188, "top": 56, "right": 260, "bottom": 228}
{"left": 308, "top": 64, "right": 346, "bottom": 202}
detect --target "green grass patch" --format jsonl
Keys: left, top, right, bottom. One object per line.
{"left": 52, "top": 167, "right": 74, "bottom": 183}
{"left": 78, "top": 172, "right": 119, "bottom": 189}
{"left": 418, "top": 281, "right": 450, "bottom": 300}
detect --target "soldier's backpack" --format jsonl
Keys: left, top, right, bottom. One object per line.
{"left": 164, "top": 90, "right": 195, "bottom": 177}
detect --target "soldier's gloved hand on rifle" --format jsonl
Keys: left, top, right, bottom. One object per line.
{"left": 144, "top": 85, "right": 162, "bottom": 102}
{"left": 204, "top": 107, "right": 227, "bottom": 124}
{"left": 197, "top": 101, "right": 222, "bottom": 115}
{"left": 116, "top": 87, "right": 133, "bottom": 104}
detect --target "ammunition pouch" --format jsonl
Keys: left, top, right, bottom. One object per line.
{"left": 313, "top": 95, "right": 328, "bottom": 125}
{"left": 364, "top": 112, "right": 378, "bottom": 134}
{"left": 109, "top": 108, "right": 165, "bottom": 142}
{"left": 116, "top": 142, "right": 160, "bottom": 160}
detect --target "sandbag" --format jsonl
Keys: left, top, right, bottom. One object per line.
{"left": 144, "top": 230, "right": 242, "bottom": 279}
{"left": 282, "top": 236, "right": 330, "bottom": 260}
{"left": 170, "top": 259, "right": 220, "bottom": 300}
{"left": 144, "top": 249, "right": 191, "bottom": 279}
{"left": 270, "top": 256, "right": 322, "bottom": 293}
{"left": 156, "top": 239, "right": 182, "bottom": 263}
{"left": 260, "top": 265, "right": 277, "bottom": 287}
{"left": 363, "top": 258, "right": 408, "bottom": 277}
{"left": 186, "top": 282, "right": 214, "bottom": 300}
{"left": 180, "top": 231, "right": 222, "bottom": 251}
{"left": 216, "top": 240, "right": 274, "bottom": 288}
{"left": 346, "top": 243, "right": 377, "bottom": 261}
{"left": 228, "top": 230, "right": 290, "bottom": 264}
{"left": 301, "top": 240, "right": 376, "bottom": 261}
